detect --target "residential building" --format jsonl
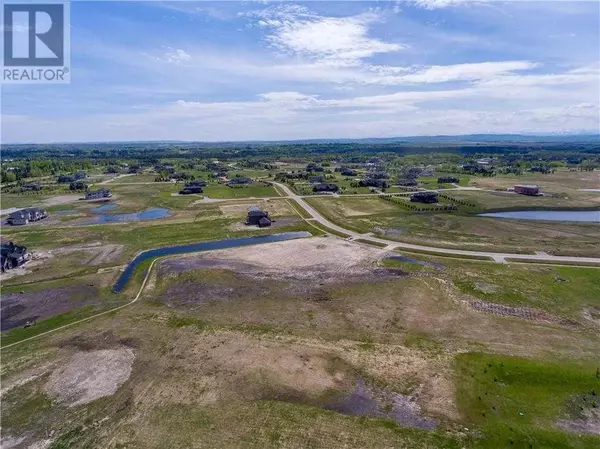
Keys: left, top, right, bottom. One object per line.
{"left": 85, "top": 189, "right": 112, "bottom": 200}
{"left": 179, "top": 186, "right": 203, "bottom": 195}
{"left": 186, "top": 180, "right": 207, "bottom": 187}
{"left": 306, "top": 163, "right": 324, "bottom": 172}
{"left": 438, "top": 176, "right": 459, "bottom": 184}
{"left": 247, "top": 206, "right": 270, "bottom": 226}
{"left": 70, "top": 181, "right": 88, "bottom": 191}
{"left": 410, "top": 192, "right": 438, "bottom": 204}
{"left": 514, "top": 184, "right": 539, "bottom": 195}
{"left": 339, "top": 168, "right": 357, "bottom": 176}
{"left": 7, "top": 208, "right": 48, "bottom": 225}
{"left": 22, "top": 183, "right": 42, "bottom": 191}
{"left": 313, "top": 183, "right": 339, "bottom": 193}
{"left": 359, "top": 178, "right": 388, "bottom": 188}
{"left": 227, "top": 177, "right": 252, "bottom": 186}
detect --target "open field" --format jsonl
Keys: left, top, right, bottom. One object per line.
{"left": 1, "top": 154, "right": 599, "bottom": 449}
{"left": 2, "top": 237, "right": 599, "bottom": 448}
{"left": 304, "top": 194, "right": 600, "bottom": 257}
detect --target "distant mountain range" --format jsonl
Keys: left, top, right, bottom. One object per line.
{"left": 4, "top": 133, "right": 599, "bottom": 147}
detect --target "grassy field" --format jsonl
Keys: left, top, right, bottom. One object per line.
{"left": 449, "top": 262, "right": 600, "bottom": 319}
{"left": 455, "top": 353, "right": 600, "bottom": 448}
{"left": 1, "top": 168, "right": 599, "bottom": 449}
{"left": 304, "top": 194, "right": 600, "bottom": 257}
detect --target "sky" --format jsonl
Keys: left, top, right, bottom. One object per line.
{"left": 1, "top": 0, "right": 599, "bottom": 143}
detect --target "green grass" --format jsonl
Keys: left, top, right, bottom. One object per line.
{"left": 305, "top": 221, "right": 350, "bottom": 238}
{"left": 397, "top": 247, "right": 494, "bottom": 260}
{"left": 450, "top": 264, "right": 600, "bottom": 318}
{"left": 455, "top": 353, "right": 600, "bottom": 448}
{"left": 167, "top": 314, "right": 206, "bottom": 329}
{"left": 354, "top": 238, "right": 387, "bottom": 248}
{"left": 505, "top": 259, "right": 600, "bottom": 268}
{"left": 140, "top": 400, "right": 467, "bottom": 449}
{"left": 1, "top": 306, "right": 97, "bottom": 347}
{"left": 203, "top": 183, "right": 278, "bottom": 199}
{"left": 303, "top": 192, "right": 600, "bottom": 257}
{"left": 380, "top": 257, "right": 427, "bottom": 273}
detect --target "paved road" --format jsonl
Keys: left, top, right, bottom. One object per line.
{"left": 272, "top": 182, "right": 600, "bottom": 265}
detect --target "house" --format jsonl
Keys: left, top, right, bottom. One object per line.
{"left": 366, "top": 171, "right": 389, "bottom": 179}
{"left": 179, "top": 186, "right": 203, "bottom": 195}
{"left": 309, "top": 175, "right": 325, "bottom": 184}
{"left": 22, "top": 183, "right": 42, "bottom": 191}
{"left": 339, "top": 168, "right": 357, "bottom": 176}
{"left": 359, "top": 178, "right": 388, "bottom": 188}
{"left": 438, "top": 176, "right": 459, "bottom": 184}
{"left": 57, "top": 174, "right": 76, "bottom": 183}
{"left": 313, "top": 183, "right": 339, "bottom": 193}
{"left": 7, "top": 208, "right": 48, "bottom": 226}
{"left": 186, "top": 180, "right": 207, "bottom": 187}
{"left": 247, "top": 206, "right": 270, "bottom": 226}
{"left": 74, "top": 171, "right": 88, "bottom": 180}
{"left": 396, "top": 179, "right": 418, "bottom": 187}
{"left": 70, "top": 181, "right": 88, "bottom": 191}
{"left": 410, "top": 192, "right": 438, "bottom": 204}
{"left": 258, "top": 216, "right": 272, "bottom": 228}
{"left": 306, "top": 164, "right": 324, "bottom": 172}
{"left": 85, "top": 189, "right": 112, "bottom": 200}
{"left": 514, "top": 184, "right": 539, "bottom": 196}
{"left": 6, "top": 211, "right": 28, "bottom": 225}
{"left": 227, "top": 177, "right": 252, "bottom": 186}
{"left": 1, "top": 241, "right": 31, "bottom": 271}
{"left": 217, "top": 176, "right": 229, "bottom": 184}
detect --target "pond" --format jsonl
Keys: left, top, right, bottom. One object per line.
{"left": 112, "top": 231, "right": 311, "bottom": 292}
{"left": 90, "top": 203, "right": 118, "bottom": 213}
{"left": 478, "top": 210, "right": 599, "bottom": 222}
{"left": 86, "top": 207, "right": 171, "bottom": 224}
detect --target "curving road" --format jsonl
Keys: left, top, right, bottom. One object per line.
{"left": 272, "top": 182, "right": 600, "bottom": 265}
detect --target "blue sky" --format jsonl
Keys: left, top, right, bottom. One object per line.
{"left": 2, "top": 0, "right": 599, "bottom": 143}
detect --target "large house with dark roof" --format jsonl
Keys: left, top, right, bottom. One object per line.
{"left": 410, "top": 192, "right": 438, "bottom": 204}
{"left": 313, "top": 183, "right": 339, "bottom": 193}
{"left": 246, "top": 206, "right": 271, "bottom": 227}
{"left": 85, "top": 189, "right": 112, "bottom": 200}
{"left": 7, "top": 208, "right": 48, "bottom": 226}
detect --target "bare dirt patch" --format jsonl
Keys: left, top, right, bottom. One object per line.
{"left": 1, "top": 284, "right": 103, "bottom": 331}
{"left": 45, "top": 348, "right": 135, "bottom": 406}
{"left": 218, "top": 199, "right": 294, "bottom": 218}
{"left": 469, "top": 300, "right": 578, "bottom": 326}
{"left": 323, "top": 377, "right": 438, "bottom": 430}
{"left": 556, "top": 393, "right": 600, "bottom": 435}
{"left": 227, "top": 217, "right": 301, "bottom": 232}
{"left": 160, "top": 237, "right": 387, "bottom": 282}
{"left": 51, "top": 242, "right": 124, "bottom": 265}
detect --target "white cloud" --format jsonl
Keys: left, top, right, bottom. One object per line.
{"left": 248, "top": 5, "right": 404, "bottom": 66}
{"left": 163, "top": 48, "right": 191, "bottom": 64}
{"left": 412, "top": 0, "right": 483, "bottom": 10}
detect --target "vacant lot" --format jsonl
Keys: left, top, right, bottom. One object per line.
{"left": 2, "top": 239, "right": 599, "bottom": 449}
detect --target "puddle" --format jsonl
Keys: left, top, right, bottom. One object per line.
{"left": 90, "top": 203, "right": 118, "bottom": 213}
{"left": 386, "top": 255, "right": 445, "bottom": 270}
{"left": 324, "top": 378, "right": 437, "bottom": 430}
{"left": 85, "top": 207, "right": 171, "bottom": 224}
